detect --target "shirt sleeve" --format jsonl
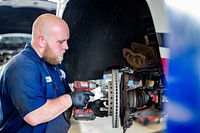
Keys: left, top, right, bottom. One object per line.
{"left": 6, "top": 59, "right": 46, "bottom": 117}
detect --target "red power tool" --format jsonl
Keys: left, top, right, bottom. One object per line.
{"left": 72, "top": 81, "right": 98, "bottom": 120}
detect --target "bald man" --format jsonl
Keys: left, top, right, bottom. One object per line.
{"left": 0, "top": 13, "right": 94, "bottom": 133}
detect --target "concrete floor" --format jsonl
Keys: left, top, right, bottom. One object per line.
{"left": 68, "top": 116, "right": 166, "bottom": 133}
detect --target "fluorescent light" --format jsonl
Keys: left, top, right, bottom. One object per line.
{"left": 48, "top": 0, "right": 57, "bottom": 3}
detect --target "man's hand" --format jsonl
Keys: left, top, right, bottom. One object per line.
{"left": 69, "top": 90, "right": 94, "bottom": 107}
{"left": 88, "top": 99, "right": 108, "bottom": 117}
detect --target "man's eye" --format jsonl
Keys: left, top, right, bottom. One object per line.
{"left": 58, "top": 41, "right": 65, "bottom": 44}
{"left": 58, "top": 41, "right": 63, "bottom": 44}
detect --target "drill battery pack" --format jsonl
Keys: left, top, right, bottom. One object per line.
{"left": 73, "top": 108, "right": 96, "bottom": 120}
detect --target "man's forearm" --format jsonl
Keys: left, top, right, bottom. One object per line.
{"left": 23, "top": 94, "right": 72, "bottom": 126}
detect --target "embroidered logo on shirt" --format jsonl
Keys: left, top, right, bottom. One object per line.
{"left": 45, "top": 76, "right": 52, "bottom": 83}
{"left": 59, "top": 69, "right": 66, "bottom": 79}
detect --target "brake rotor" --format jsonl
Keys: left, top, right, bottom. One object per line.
{"left": 107, "top": 69, "right": 120, "bottom": 128}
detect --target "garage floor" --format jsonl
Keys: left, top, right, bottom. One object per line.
{"left": 68, "top": 116, "right": 166, "bottom": 133}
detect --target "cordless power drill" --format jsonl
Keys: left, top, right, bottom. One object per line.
{"left": 72, "top": 81, "right": 98, "bottom": 120}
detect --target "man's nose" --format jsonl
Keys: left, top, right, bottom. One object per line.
{"left": 63, "top": 42, "right": 69, "bottom": 50}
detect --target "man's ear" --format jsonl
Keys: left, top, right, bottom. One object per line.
{"left": 37, "top": 36, "right": 45, "bottom": 48}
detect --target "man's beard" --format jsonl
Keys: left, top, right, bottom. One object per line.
{"left": 43, "top": 45, "right": 62, "bottom": 65}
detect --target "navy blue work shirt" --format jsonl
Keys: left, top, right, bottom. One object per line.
{"left": 0, "top": 44, "right": 72, "bottom": 133}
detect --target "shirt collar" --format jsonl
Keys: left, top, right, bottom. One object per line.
{"left": 24, "top": 43, "right": 44, "bottom": 63}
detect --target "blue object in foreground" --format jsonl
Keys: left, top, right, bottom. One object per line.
{"left": 165, "top": 1, "right": 200, "bottom": 133}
